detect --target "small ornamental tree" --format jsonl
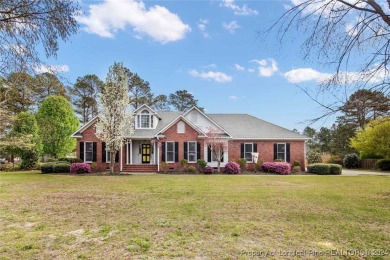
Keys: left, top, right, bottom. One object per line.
{"left": 95, "top": 62, "right": 134, "bottom": 173}
{"left": 204, "top": 127, "right": 229, "bottom": 173}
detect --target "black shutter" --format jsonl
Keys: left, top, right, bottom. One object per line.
{"left": 115, "top": 151, "right": 119, "bottom": 162}
{"left": 102, "top": 142, "right": 106, "bottom": 162}
{"left": 162, "top": 142, "right": 166, "bottom": 162}
{"left": 207, "top": 145, "right": 212, "bottom": 162}
{"left": 286, "top": 143, "right": 290, "bottom": 162}
{"left": 254, "top": 143, "right": 257, "bottom": 153}
{"left": 240, "top": 143, "right": 244, "bottom": 159}
{"left": 92, "top": 142, "right": 97, "bottom": 162}
{"left": 273, "top": 143, "right": 277, "bottom": 160}
{"left": 221, "top": 151, "right": 224, "bottom": 162}
{"left": 174, "top": 142, "right": 179, "bottom": 162}
{"left": 197, "top": 142, "right": 201, "bottom": 161}
{"left": 184, "top": 142, "right": 188, "bottom": 160}
{"left": 80, "top": 142, "right": 84, "bottom": 162}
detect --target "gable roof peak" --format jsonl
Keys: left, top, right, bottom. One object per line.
{"left": 133, "top": 104, "right": 162, "bottom": 119}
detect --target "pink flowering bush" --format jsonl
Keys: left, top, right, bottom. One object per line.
{"left": 225, "top": 161, "right": 241, "bottom": 174}
{"left": 203, "top": 166, "right": 214, "bottom": 174}
{"left": 70, "top": 163, "right": 92, "bottom": 174}
{"left": 262, "top": 162, "right": 291, "bottom": 175}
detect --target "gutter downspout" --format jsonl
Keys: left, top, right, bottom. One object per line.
{"left": 120, "top": 141, "right": 123, "bottom": 172}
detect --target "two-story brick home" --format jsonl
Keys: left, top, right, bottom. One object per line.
{"left": 71, "top": 104, "right": 309, "bottom": 172}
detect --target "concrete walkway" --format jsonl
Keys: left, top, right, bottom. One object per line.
{"left": 342, "top": 169, "right": 390, "bottom": 176}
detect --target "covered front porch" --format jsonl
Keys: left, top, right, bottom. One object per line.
{"left": 121, "top": 139, "right": 159, "bottom": 172}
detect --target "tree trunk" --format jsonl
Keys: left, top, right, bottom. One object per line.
{"left": 217, "top": 159, "right": 221, "bottom": 173}
{"left": 110, "top": 151, "right": 116, "bottom": 174}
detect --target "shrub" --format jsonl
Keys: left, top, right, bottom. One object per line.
{"left": 307, "top": 150, "right": 322, "bottom": 164}
{"left": 90, "top": 162, "right": 98, "bottom": 172}
{"left": 292, "top": 165, "right": 301, "bottom": 173}
{"left": 321, "top": 153, "right": 331, "bottom": 163}
{"left": 237, "top": 158, "right": 247, "bottom": 171}
{"left": 41, "top": 163, "right": 55, "bottom": 173}
{"left": 20, "top": 150, "right": 39, "bottom": 170}
{"left": 179, "top": 159, "right": 188, "bottom": 172}
{"left": 225, "top": 162, "right": 241, "bottom": 174}
{"left": 376, "top": 159, "right": 390, "bottom": 171}
{"left": 343, "top": 153, "right": 359, "bottom": 169}
{"left": 327, "top": 155, "right": 343, "bottom": 165}
{"left": 203, "top": 166, "right": 214, "bottom": 174}
{"left": 274, "top": 159, "right": 283, "bottom": 162}
{"left": 45, "top": 158, "right": 58, "bottom": 163}
{"left": 307, "top": 163, "right": 342, "bottom": 175}
{"left": 293, "top": 160, "right": 300, "bottom": 167}
{"left": 58, "top": 157, "right": 82, "bottom": 163}
{"left": 70, "top": 163, "right": 91, "bottom": 174}
{"left": 160, "top": 162, "right": 168, "bottom": 173}
{"left": 262, "top": 162, "right": 291, "bottom": 175}
{"left": 187, "top": 166, "right": 196, "bottom": 173}
{"left": 246, "top": 163, "right": 255, "bottom": 172}
{"left": 53, "top": 162, "right": 70, "bottom": 173}
{"left": 197, "top": 159, "right": 207, "bottom": 172}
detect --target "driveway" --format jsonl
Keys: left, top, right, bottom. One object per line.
{"left": 342, "top": 169, "right": 390, "bottom": 176}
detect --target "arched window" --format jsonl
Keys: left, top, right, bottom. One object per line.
{"left": 138, "top": 110, "right": 152, "bottom": 128}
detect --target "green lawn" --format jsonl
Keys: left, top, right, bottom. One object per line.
{"left": 1, "top": 172, "right": 389, "bottom": 259}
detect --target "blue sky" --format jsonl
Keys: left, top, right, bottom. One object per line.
{"left": 38, "top": 0, "right": 346, "bottom": 132}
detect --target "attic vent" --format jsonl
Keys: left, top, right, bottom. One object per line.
{"left": 191, "top": 111, "right": 198, "bottom": 123}
{"left": 177, "top": 121, "right": 185, "bottom": 133}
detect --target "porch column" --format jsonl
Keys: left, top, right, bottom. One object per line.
{"left": 157, "top": 141, "right": 160, "bottom": 172}
{"left": 125, "top": 141, "right": 129, "bottom": 165}
{"left": 152, "top": 142, "right": 156, "bottom": 165}
{"left": 120, "top": 141, "right": 123, "bottom": 172}
{"left": 130, "top": 141, "right": 133, "bottom": 164}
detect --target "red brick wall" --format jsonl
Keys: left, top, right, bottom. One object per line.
{"left": 76, "top": 122, "right": 119, "bottom": 172}
{"left": 159, "top": 120, "right": 204, "bottom": 169}
{"left": 228, "top": 140, "right": 306, "bottom": 170}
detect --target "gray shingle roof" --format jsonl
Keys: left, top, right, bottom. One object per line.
{"left": 207, "top": 114, "right": 307, "bottom": 140}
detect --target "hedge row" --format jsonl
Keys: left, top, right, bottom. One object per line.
{"left": 41, "top": 162, "right": 70, "bottom": 173}
{"left": 307, "top": 163, "right": 342, "bottom": 175}
{"left": 376, "top": 159, "right": 390, "bottom": 171}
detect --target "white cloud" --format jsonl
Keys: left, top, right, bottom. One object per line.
{"left": 228, "top": 95, "right": 238, "bottom": 100}
{"left": 189, "top": 69, "right": 232, "bottom": 83}
{"left": 197, "top": 19, "right": 210, "bottom": 38}
{"left": 234, "top": 64, "right": 245, "bottom": 71}
{"left": 283, "top": 68, "right": 332, "bottom": 83}
{"left": 33, "top": 64, "right": 69, "bottom": 74}
{"left": 248, "top": 68, "right": 255, "bottom": 73}
{"left": 203, "top": 64, "right": 217, "bottom": 69}
{"left": 77, "top": 0, "right": 191, "bottom": 43}
{"left": 220, "top": 0, "right": 258, "bottom": 16}
{"left": 292, "top": 0, "right": 366, "bottom": 16}
{"left": 252, "top": 58, "right": 279, "bottom": 77}
{"left": 223, "top": 21, "right": 240, "bottom": 34}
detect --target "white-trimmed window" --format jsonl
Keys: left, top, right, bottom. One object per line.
{"left": 106, "top": 150, "right": 111, "bottom": 163}
{"left": 212, "top": 150, "right": 224, "bottom": 162}
{"left": 244, "top": 143, "right": 253, "bottom": 162}
{"left": 277, "top": 143, "right": 286, "bottom": 161}
{"left": 188, "top": 141, "right": 196, "bottom": 162}
{"left": 137, "top": 110, "right": 153, "bottom": 128}
{"left": 85, "top": 142, "right": 93, "bottom": 162}
{"left": 166, "top": 142, "right": 175, "bottom": 162}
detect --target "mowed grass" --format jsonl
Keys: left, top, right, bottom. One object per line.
{"left": 0, "top": 172, "right": 389, "bottom": 259}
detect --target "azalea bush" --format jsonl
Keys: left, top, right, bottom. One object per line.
{"left": 225, "top": 162, "right": 240, "bottom": 174}
{"left": 203, "top": 166, "right": 214, "bottom": 174}
{"left": 262, "top": 162, "right": 291, "bottom": 175}
{"left": 70, "top": 163, "right": 91, "bottom": 174}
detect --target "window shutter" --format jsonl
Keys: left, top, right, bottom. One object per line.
{"left": 80, "top": 142, "right": 84, "bottom": 162}
{"left": 184, "top": 142, "right": 188, "bottom": 160}
{"left": 115, "top": 151, "right": 119, "bottom": 162}
{"left": 221, "top": 151, "right": 224, "bottom": 162}
{"left": 92, "top": 142, "right": 97, "bottom": 162}
{"left": 273, "top": 143, "right": 277, "bottom": 160}
{"left": 174, "top": 142, "right": 179, "bottom": 162}
{"left": 207, "top": 145, "right": 212, "bottom": 162}
{"left": 151, "top": 115, "right": 154, "bottom": 128}
{"left": 254, "top": 143, "right": 257, "bottom": 153}
{"left": 286, "top": 143, "right": 290, "bottom": 162}
{"left": 240, "top": 143, "right": 244, "bottom": 159}
{"left": 162, "top": 142, "right": 166, "bottom": 162}
{"left": 197, "top": 142, "right": 201, "bottom": 161}
{"left": 102, "top": 142, "right": 106, "bottom": 162}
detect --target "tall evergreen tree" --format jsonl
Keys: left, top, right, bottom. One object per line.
{"left": 70, "top": 74, "right": 103, "bottom": 124}
{"left": 4, "top": 72, "right": 37, "bottom": 114}
{"left": 152, "top": 94, "right": 171, "bottom": 111}
{"left": 35, "top": 72, "right": 68, "bottom": 104}
{"left": 169, "top": 90, "right": 199, "bottom": 111}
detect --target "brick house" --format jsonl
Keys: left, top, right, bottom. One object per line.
{"left": 71, "top": 105, "right": 309, "bottom": 172}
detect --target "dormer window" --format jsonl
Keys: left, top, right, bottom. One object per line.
{"left": 137, "top": 110, "right": 153, "bottom": 128}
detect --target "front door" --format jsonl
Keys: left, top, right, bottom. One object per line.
{"left": 142, "top": 144, "right": 151, "bottom": 164}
